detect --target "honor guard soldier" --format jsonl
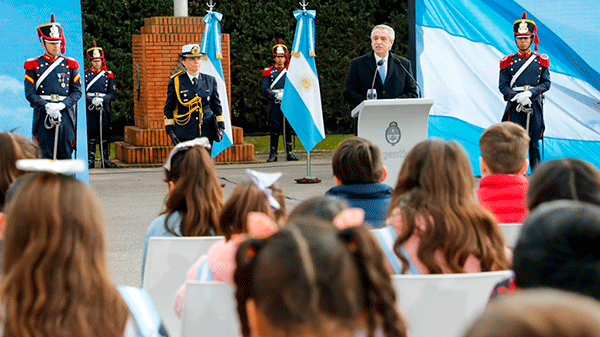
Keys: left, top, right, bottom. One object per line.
{"left": 164, "top": 44, "right": 225, "bottom": 150}
{"left": 262, "top": 40, "right": 298, "bottom": 162}
{"left": 499, "top": 12, "right": 551, "bottom": 172}
{"left": 24, "top": 14, "right": 82, "bottom": 160}
{"left": 85, "top": 41, "right": 116, "bottom": 168}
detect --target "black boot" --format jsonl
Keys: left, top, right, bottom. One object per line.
{"left": 286, "top": 142, "right": 298, "bottom": 161}
{"left": 88, "top": 139, "right": 96, "bottom": 169}
{"left": 101, "top": 141, "right": 117, "bottom": 168}
{"left": 267, "top": 134, "right": 279, "bottom": 162}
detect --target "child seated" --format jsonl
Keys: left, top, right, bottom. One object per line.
{"left": 173, "top": 169, "right": 285, "bottom": 318}
{"left": 476, "top": 122, "right": 529, "bottom": 223}
{"left": 326, "top": 137, "right": 391, "bottom": 228}
{"left": 386, "top": 138, "right": 511, "bottom": 274}
{"left": 141, "top": 138, "right": 223, "bottom": 281}
{"left": 2, "top": 159, "right": 166, "bottom": 336}
{"left": 234, "top": 217, "right": 407, "bottom": 337}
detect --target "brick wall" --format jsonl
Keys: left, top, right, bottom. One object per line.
{"left": 115, "top": 16, "right": 253, "bottom": 164}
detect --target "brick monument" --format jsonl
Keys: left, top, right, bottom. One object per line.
{"left": 115, "top": 16, "right": 254, "bottom": 164}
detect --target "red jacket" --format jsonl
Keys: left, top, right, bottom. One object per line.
{"left": 476, "top": 174, "right": 528, "bottom": 223}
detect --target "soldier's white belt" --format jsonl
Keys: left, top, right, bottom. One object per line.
{"left": 86, "top": 93, "right": 107, "bottom": 97}
{"left": 512, "top": 85, "right": 532, "bottom": 92}
{"left": 40, "top": 94, "right": 67, "bottom": 102}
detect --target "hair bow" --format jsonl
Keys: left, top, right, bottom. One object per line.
{"left": 245, "top": 169, "right": 283, "bottom": 211}
{"left": 163, "top": 137, "right": 211, "bottom": 171}
{"left": 16, "top": 159, "right": 86, "bottom": 174}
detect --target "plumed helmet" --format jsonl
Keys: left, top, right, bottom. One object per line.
{"left": 86, "top": 41, "right": 104, "bottom": 60}
{"left": 37, "top": 13, "right": 66, "bottom": 54}
{"left": 271, "top": 39, "right": 289, "bottom": 58}
{"left": 513, "top": 12, "right": 539, "bottom": 51}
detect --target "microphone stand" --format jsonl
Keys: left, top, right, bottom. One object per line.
{"left": 396, "top": 56, "right": 422, "bottom": 98}
{"left": 368, "top": 59, "right": 385, "bottom": 100}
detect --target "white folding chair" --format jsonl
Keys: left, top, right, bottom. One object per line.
{"left": 142, "top": 236, "right": 224, "bottom": 337}
{"left": 180, "top": 281, "right": 239, "bottom": 337}
{"left": 498, "top": 223, "right": 523, "bottom": 248}
{"left": 392, "top": 270, "right": 514, "bottom": 337}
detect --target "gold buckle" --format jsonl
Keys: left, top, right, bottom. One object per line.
{"left": 95, "top": 92, "right": 100, "bottom": 98}
{"left": 523, "top": 85, "right": 531, "bottom": 91}
{"left": 50, "top": 94, "right": 60, "bottom": 102}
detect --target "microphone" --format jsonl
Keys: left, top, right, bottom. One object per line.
{"left": 395, "top": 56, "right": 422, "bottom": 98}
{"left": 369, "top": 59, "right": 385, "bottom": 100}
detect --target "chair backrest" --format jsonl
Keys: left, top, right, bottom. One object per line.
{"left": 498, "top": 223, "right": 523, "bottom": 248}
{"left": 392, "top": 270, "right": 514, "bottom": 337}
{"left": 181, "top": 281, "right": 239, "bottom": 337}
{"left": 142, "top": 236, "right": 224, "bottom": 337}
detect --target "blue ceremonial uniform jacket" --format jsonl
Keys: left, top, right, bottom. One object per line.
{"left": 344, "top": 51, "right": 418, "bottom": 107}
{"left": 164, "top": 71, "right": 223, "bottom": 140}
{"left": 85, "top": 68, "right": 116, "bottom": 115}
{"left": 499, "top": 51, "right": 551, "bottom": 140}
{"left": 24, "top": 54, "right": 82, "bottom": 134}
{"left": 262, "top": 65, "right": 286, "bottom": 126}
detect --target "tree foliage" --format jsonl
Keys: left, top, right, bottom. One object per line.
{"left": 82, "top": 0, "right": 408, "bottom": 135}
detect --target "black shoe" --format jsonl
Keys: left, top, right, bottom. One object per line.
{"left": 101, "top": 142, "right": 117, "bottom": 168}
{"left": 267, "top": 145, "right": 278, "bottom": 162}
{"left": 286, "top": 152, "right": 298, "bottom": 161}
{"left": 87, "top": 139, "right": 96, "bottom": 169}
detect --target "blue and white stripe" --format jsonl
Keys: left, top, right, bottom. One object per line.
{"left": 417, "top": 0, "right": 600, "bottom": 173}
{"left": 199, "top": 11, "right": 233, "bottom": 157}
{"left": 281, "top": 9, "right": 325, "bottom": 152}
{"left": 117, "top": 286, "right": 162, "bottom": 337}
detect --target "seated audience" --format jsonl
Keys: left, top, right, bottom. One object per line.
{"left": 1, "top": 160, "right": 167, "bottom": 336}
{"left": 465, "top": 289, "right": 600, "bottom": 337}
{"left": 0, "top": 132, "right": 39, "bottom": 234}
{"left": 326, "top": 136, "right": 391, "bottom": 228}
{"left": 490, "top": 158, "right": 600, "bottom": 299}
{"left": 476, "top": 122, "right": 529, "bottom": 223}
{"left": 288, "top": 195, "right": 351, "bottom": 222}
{"left": 526, "top": 157, "right": 600, "bottom": 210}
{"left": 512, "top": 200, "right": 600, "bottom": 300}
{"left": 234, "top": 217, "right": 407, "bottom": 337}
{"left": 173, "top": 169, "right": 285, "bottom": 318}
{"left": 141, "top": 138, "right": 223, "bottom": 280}
{"left": 386, "top": 138, "right": 510, "bottom": 274}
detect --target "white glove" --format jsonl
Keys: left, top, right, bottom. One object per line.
{"left": 55, "top": 102, "right": 66, "bottom": 111}
{"left": 275, "top": 90, "right": 284, "bottom": 101}
{"left": 92, "top": 97, "right": 103, "bottom": 107}
{"left": 511, "top": 91, "right": 532, "bottom": 105}
{"left": 45, "top": 104, "right": 61, "bottom": 121}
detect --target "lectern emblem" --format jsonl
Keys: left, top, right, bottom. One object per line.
{"left": 385, "top": 121, "right": 401, "bottom": 145}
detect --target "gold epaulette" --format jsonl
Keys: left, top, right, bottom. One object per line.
{"left": 170, "top": 70, "right": 184, "bottom": 79}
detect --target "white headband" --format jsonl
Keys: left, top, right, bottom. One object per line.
{"left": 16, "top": 159, "right": 86, "bottom": 174}
{"left": 246, "top": 169, "right": 283, "bottom": 211}
{"left": 163, "top": 137, "right": 211, "bottom": 171}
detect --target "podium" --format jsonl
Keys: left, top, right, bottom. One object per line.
{"left": 351, "top": 98, "right": 433, "bottom": 187}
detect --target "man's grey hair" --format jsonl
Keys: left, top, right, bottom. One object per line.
{"left": 371, "top": 24, "right": 395, "bottom": 42}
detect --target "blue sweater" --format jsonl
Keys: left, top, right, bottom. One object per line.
{"left": 326, "top": 183, "right": 392, "bottom": 228}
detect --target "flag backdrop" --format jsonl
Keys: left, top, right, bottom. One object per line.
{"left": 199, "top": 10, "right": 233, "bottom": 157}
{"left": 281, "top": 9, "right": 325, "bottom": 152}
{"left": 0, "top": 1, "right": 88, "bottom": 181}
{"left": 416, "top": 0, "right": 600, "bottom": 175}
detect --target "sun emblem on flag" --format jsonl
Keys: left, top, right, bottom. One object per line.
{"left": 302, "top": 78, "right": 311, "bottom": 88}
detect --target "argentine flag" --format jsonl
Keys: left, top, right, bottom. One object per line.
{"left": 281, "top": 9, "right": 325, "bottom": 152}
{"left": 417, "top": 0, "right": 600, "bottom": 174}
{"left": 199, "top": 10, "right": 233, "bottom": 157}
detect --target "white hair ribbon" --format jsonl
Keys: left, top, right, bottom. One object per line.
{"left": 245, "top": 169, "right": 283, "bottom": 211}
{"left": 164, "top": 137, "right": 211, "bottom": 171}
{"left": 16, "top": 159, "right": 86, "bottom": 174}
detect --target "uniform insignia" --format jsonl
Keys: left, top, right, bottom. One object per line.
{"left": 49, "top": 24, "right": 60, "bottom": 38}
{"left": 170, "top": 70, "right": 184, "bottom": 79}
{"left": 65, "top": 57, "right": 79, "bottom": 69}
{"left": 537, "top": 53, "right": 550, "bottom": 67}
{"left": 24, "top": 57, "right": 40, "bottom": 70}
{"left": 262, "top": 67, "right": 272, "bottom": 77}
{"left": 517, "top": 20, "right": 529, "bottom": 34}
{"left": 93, "top": 49, "right": 100, "bottom": 58}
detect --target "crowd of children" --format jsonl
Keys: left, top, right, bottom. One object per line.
{"left": 2, "top": 125, "right": 600, "bottom": 336}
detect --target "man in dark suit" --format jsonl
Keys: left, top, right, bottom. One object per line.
{"left": 343, "top": 24, "right": 418, "bottom": 107}
{"left": 164, "top": 44, "right": 224, "bottom": 149}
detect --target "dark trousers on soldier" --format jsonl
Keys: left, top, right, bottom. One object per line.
{"left": 267, "top": 119, "right": 298, "bottom": 162}
{"left": 87, "top": 115, "right": 115, "bottom": 168}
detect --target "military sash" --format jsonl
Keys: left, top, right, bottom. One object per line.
{"left": 269, "top": 68, "right": 287, "bottom": 89}
{"left": 36, "top": 56, "right": 64, "bottom": 90}
{"left": 173, "top": 75, "right": 202, "bottom": 126}
{"left": 86, "top": 70, "right": 106, "bottom": 91}
{"left": 510, "top": 54, "right": 537, "bottom": 88}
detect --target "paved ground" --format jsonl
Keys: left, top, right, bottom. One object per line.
{"left": 90, "top": 157, "right": 336, "bottom": 286}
